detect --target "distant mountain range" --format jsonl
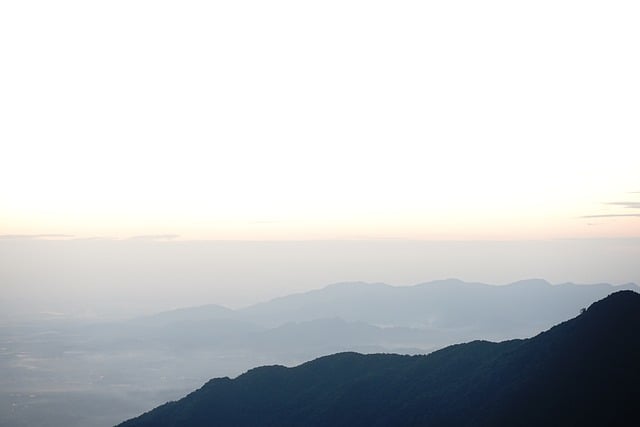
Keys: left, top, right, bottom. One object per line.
{"left": 133, "top": 278, "right": 639, "bottom": 346}
{"left": 119, "top": 290, "right": 640, "bottom": 427}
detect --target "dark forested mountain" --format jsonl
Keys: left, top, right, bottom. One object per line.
{"left": 119, "top": 291, "right": 640, "bottom": 427}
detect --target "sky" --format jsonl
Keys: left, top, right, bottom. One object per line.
{"left": 1, "top": 0, "right": 639, "bottom": 241}
{"left": 1, "top": 1, "right": 640, "bottom": 318}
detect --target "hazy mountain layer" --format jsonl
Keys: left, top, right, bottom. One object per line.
{"left": 120, "top": 291, "right": 640, "bottom": 427}
{"left": 239, "top": 279, "right": 639, "bottom": 337}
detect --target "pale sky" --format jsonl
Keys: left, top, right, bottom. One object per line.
{"left": 1, "top": 1, "right": 639, "bottom": 240}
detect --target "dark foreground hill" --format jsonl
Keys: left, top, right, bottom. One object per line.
{"left": 119, "top": 291, "right": 640, "bottom": 427}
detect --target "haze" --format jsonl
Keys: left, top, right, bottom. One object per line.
{"left": 1, "top": 238, "right": 639, "bottom": 320}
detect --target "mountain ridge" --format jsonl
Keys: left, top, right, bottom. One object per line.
{"left": 126, "top": 279, "right": 638, "bottom": 322}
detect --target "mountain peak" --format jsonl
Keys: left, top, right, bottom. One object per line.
{"left": 323, "top": 281, "right": 391, "bottom": 291}
{"left": 582, "top": 289, "right": 640, "bottom": 321}
{"left": 507, "top": 278, "right": 551, "bottom": 287}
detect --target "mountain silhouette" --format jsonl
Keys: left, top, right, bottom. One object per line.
{"left": 119, "top": 290, "right": 640, "bottom": 427}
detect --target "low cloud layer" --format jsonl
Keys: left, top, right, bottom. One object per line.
{"left": 0, "top": 234, "right": 74, "bottom": 240}
{"left": 606, "top": 201, "right": 640, "bottom": 209}
{"left": 582, "top": 214, "right": 640, "bottom": 218}
{"left": 583, "top": 195, "right": 640, "bottom": 219}
{"left": 128, "top": 234, "right": 180, "bottom": 241}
